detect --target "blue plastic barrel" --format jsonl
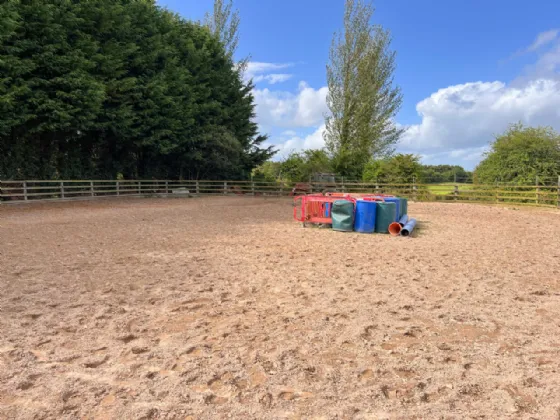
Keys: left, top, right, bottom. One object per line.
{"left": 400, "top": 198, "right": 408, "bottom": 216}
{"left": 383, "top": 197, "right": 401, "bottom": 222}
{"left": 354, "top": 200, "right": 377, "bottom": 233}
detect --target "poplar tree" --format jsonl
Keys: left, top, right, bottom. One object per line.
{"left": 324, "top": 0, "right": 403, "bottom": 178}
{"left": 204, "top": 0, "right": 249, "bottom": 71}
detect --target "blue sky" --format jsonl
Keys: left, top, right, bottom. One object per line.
{"left": 160, "top": 0, "right": 560, "bottom": 169}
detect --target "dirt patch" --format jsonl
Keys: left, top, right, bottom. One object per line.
{"left": 1, "top": 198, "right": 559, "bottom": 419}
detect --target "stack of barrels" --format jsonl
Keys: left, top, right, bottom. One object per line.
{"left": 331, "top": 196, "right": 416, "bottom": 236}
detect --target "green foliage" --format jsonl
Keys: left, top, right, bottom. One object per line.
{"left": 474, "top": 123, "right": 560, "bottom": 184}
{"left": 422, "top": 165, "right": 472, "bottom": 183}
{"left": 0, "top": 0, "right": 273, "bottom": 180}
{"left": 279, "top": 150, "right": 333, "bottom": 182}
{"left": 278, "top": 154, "right": 307, "bottom": 182}
{"left": 204, "top": 0, "right": 249, "bottom": 72}
{"left": 325, "top": 0, "right": 403, "bottom": 177}
{"left": 205, "top": 0, "right": 238, "bottom": 58}
{"left": 362, "top": 154, "right": 423, "bottom": 183}
{"left": 251, "top": 161, "right": 281, "bottom": 182}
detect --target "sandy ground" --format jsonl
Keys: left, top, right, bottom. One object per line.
{"left": 1, "top": 197, "right": 559, "bottom": 420}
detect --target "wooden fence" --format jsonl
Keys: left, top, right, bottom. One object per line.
{"left": 1, "top": 179, "right": 559, "bottom": 208}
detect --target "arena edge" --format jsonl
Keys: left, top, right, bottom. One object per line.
{"left": 1, "top": 179, "right": 559, "bottom": 208}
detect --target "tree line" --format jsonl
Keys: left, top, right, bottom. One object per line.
{"left": 254, "top": 122, "right": 560, "bottom": 185}
{"left": 0, "top": 0, "right": 405, "bottom": 182}
{"left": 253, "top": 151, "right": 473, "bottom": 184}
{"left": 0, "top": 0, "right": 273, "bottom": 180}
{"left": 0, "top": 0, "right": 406, "bottom": 181}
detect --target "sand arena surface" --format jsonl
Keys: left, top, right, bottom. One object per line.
{"left": 1, "top": 197, "right": 559, "bottom": 419}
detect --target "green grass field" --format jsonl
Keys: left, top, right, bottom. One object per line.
{"left": 425, "top": 183, "right": 472, "bottom": 195}
{"left": 422, "top": 183, "right": 558, "bottom": 206}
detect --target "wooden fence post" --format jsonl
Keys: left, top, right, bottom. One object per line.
{"left": 453, "top": 174, "right": 457, "bottom": 202}
{"left": 196, "top": 180, "right": 200, "bottom": 195}
{"left": 60, "top": 182, "right": 65, "bottom": 199}
{"left": 116, "top": 181, "right": 120, "bottom": 196}
{"left": 251, "top": 180, "right": 255, "bottom": 196}
{"left": 223, "top": 181, "right": 227, "bottom": 195}
{"left": 536, "top": 176, "right": 540, "bottom": 205}
{"left": 90, "top": 181, "right": 94, "bottom": 197}
{"left": 23, "top": 181, "right": 28, "bottom": 201}
{"left": 412, "top": 177, "right": 417, "bottom": 201}
{"left": 557, "top": 176, "right": 560, "bottom": 208}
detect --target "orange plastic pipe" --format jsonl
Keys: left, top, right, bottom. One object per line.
{"left": 388, "top": 222, "right": 402, "bottom": 236}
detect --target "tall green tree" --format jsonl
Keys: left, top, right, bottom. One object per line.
{"left": 279, "top": 150, "right": 333, "bottom": 182}
{"left": 474, "top": 123, "right": 560, "bottom": 184}
{"left": 252, "top": 161, "right": 282, "bottom": 182}
{"left": 324, "top": 0, "right": 403, "bottom": 178}
{"left": 362, "top": 154, "right": 423, "bottom": 183}
{"left": 204, "top": 0, "right": 248, "bottom": 70}
{"left": 0, "top": 1, "right": 106, "bottom": 179}
{"left": 0, "top": 0, "right": 272, "bottom": 180}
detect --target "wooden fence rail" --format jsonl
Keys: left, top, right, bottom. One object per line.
{"left": 1, "top": 179, "right": 559, "bottom": 208}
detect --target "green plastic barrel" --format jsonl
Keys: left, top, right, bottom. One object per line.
{"left": 400, "top": 198, "right": 408, "bottom": 217}
{"left": 331, "top": 200, "right": 354, "bottom": 232}
{"left": 375, "top": 202, "right": 396, "bottom": 233}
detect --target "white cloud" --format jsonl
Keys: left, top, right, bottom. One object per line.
{"left": 253, "top": 73, "right": 293, "bottom": 84}
{"left": 271, "top": 124, "right": 327, "bottom": 158}
{"left": 246, "top": 62, "right": 292, "bottom": 74}
{"left": 245, "top": 62, "right": 293, "bottom": 85}
{"left": 253, "top": 81, "right": 328, "bottom": 128}
{"left": 509, "top": 29, "right": 560, "bottom": 61}
{"left": 418, "top": 146, "right": 489, "bottom": 167}
{"left": 526, "top": 42, "right": 560, "bottom": 80}
{"left": 401, "top": 31, "right": 560, "bottom": 168}
{"left": 526, "top": 29, "right": 559, "bottom": 52}
{"left": 399, "top": 79, "right": 560, "bottom": 167}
